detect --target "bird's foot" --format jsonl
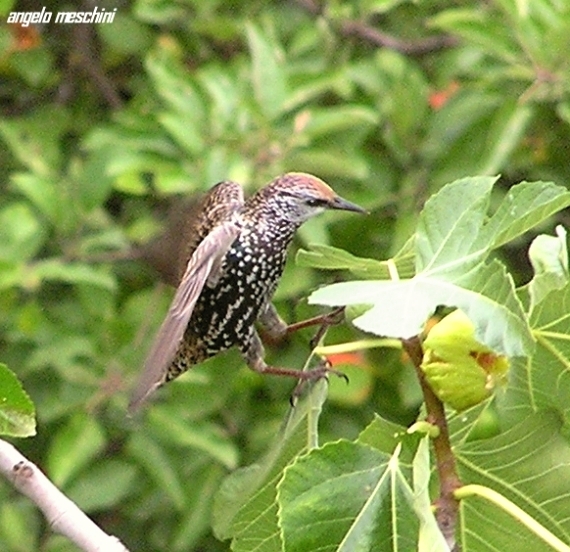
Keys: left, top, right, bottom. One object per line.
{"left": 283, "top": 307, "right": 346, "bottom": 337}
{"left": 289, "top": 359, "right": 349, "bottom": 404}
{"left": 309, "top": 307, "right": 346, "bottom": 350}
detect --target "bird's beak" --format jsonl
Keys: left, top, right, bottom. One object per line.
{"left": 329, "top": 195, "right": 368, "bottom": 214}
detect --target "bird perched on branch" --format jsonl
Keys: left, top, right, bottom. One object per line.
{"left": 128, "top": 172, "right": 365, "bottom": 412}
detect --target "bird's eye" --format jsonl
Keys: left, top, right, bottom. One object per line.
{"left": 306, "top": 198, "right": 325, "bottom": 207}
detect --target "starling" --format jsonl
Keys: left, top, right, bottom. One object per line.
{"left": 129, "top": 172, "right": 365, "bottom": 412}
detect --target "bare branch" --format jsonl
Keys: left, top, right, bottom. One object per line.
{"left": 294, "top": 0, "right": 459, "bottom": 56}
{"left": 0, "top": 439, "right": 130, "bottom": 552}
{"left": 340, "top": 20, "right": 459, "bottom": 56}
{"left": 402, "top": 336, "right": 461, "bottom": 551}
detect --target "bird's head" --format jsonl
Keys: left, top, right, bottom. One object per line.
{"left": 256, "top": 172, "right": 367, "bottom": 224}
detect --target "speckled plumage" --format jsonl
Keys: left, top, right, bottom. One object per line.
{"left": 129, "top": 173, "right": 365, "bottom": 411}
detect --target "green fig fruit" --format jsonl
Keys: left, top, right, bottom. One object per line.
{"left": 421, "top": 310, "right": 509, "bottom": 411}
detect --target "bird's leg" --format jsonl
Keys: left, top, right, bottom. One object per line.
{"left": 257, "top": 303, "right": 289, "bottom": 343}
{"left": 258, "top": 303, "right": 346, "bottom": 349}
{"left": 242, "top": 330, "right": 345, "bottom": 382}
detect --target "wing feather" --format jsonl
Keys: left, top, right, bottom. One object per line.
{"left": 129, "top": 217, "right": 241, "bottom": 413}
{"left": 128, "top": 181, "right": 244, "bottom": 413}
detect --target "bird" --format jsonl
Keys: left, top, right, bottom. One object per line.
{"left": 128, "top": 172, "right": 366, "bottom": 412}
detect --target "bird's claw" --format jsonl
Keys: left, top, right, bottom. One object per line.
{"left": 290, "top": 359, "right": 349, "bottom": 404}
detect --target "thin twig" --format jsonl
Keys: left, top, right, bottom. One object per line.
{"left": 294, "top": 0, "right": 458, "bottom": 56}
{"left": 0, "top": 439, "right": 130, "bottom": 552}
{"left": 402, "top": 336, "right": 461, "bottom": 551}
{"left": 69, "top": 12, "right": 122, "bottom": 109}
{"left": 340, "top": 20, "right": 459, "bottom": 56}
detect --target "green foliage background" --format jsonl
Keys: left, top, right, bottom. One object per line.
{"left": 1, "top": 0, "right": 570, "bottom": 550}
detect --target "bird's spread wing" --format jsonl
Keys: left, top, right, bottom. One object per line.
{"left": 128, "top": 182, "right": 244, "bottom": 413}
{"left": 128, "top": 217, "right": 241, "bottom": 413}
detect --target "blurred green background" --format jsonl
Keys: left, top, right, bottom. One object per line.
{"left": 1, "top": 0, "right": 570, "bottom": 550}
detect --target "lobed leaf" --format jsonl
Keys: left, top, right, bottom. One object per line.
{"left": 277, "top": 441, "right": 405, "bottom": 552}
{"left": 482, "top": 182, "right": 570, "bottom": 250}
{"left": 502, "top": 281, "right": 570, "bottom": 429}
{"left": 212, "top": 382, "right": 328, "bottom": 549}
{"left": 277, "top": 420, "right": 447, "bottom": 552}
{"left": 457, "top": 411, "right": 570, "bottom": 551}
{"left": 415, "top": 176, "right": 497, "bottom": 275}
{"left": 310, "top": 260, "right": 533, "bottom": 357}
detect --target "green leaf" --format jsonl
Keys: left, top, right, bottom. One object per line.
{"left": 0, "top": 0, "right": 17, "bottom": 16}
{"left": 278, "top": 441, "right": 399, "bottom": 551}
{"left": 429, "top": 8, "right": 522, "bottom": 64}
{"left": 0, "top": 262, "right": 24, "bottom": 290}
{"left": 97, "top": 13, "right": 153, "bottom": 56}
{"left": 413, "top": 437, "right": 450, "bottom": 551}
{"left": 10, "top": 173, "right": 63, "bottom": 225}
{"left": 126, "top": 432, "right": 187, "bottom": 511}
{"left": 301, "top": 105, "right": 378, "bottom": 140}
{"left": 502, "top": 281, "right": 570, "bottom": 429}
{"left": 373, "top": 50, "right": 429, "bottom": 162}
{"left": 0, "top": 364, "right": 36, "bottom": 438}
{"left": 246, "top": 23, "right": 288, "bottom": 119}
{"left": 27, "top": 334, "right": 96, "bottom": 382}
{"left": 197, "top": 65, "right": 240, "bottom": 136}
{"left": 134, "top": 0, "right": 186, "bottom": 23}
{"left": 415, "top": 176, "right": 497, "bottom": 275}
{"left": 31, "top": 260, "right": 117, "bottom": 291}
{"left": 147, "top": 406, "right": 238, "bottom": 470}
{"left": 145, "top": 47, "right": 206, "bottom": 123}
{"left": 277, "top": 436, "right": 442, "bottom": 551}
{"left": 46, "top": 412, "right": 106, "bottom": 487}
{"left": 456, "top": 411, "right": 570, "bottom": 551}
{"left": 157, "top": 111, "right": 205, "bottom": 156}
{"left": 0, "top": 106, "right": 69, "bottom": 175}
{"left": 482, "top": 182, "right": 570, "bottom": 250}
{"left": 212, "top": 381, "right": 328, "bottom": 549}
{"left": 296, "top": 243, "right": 415, "bottom": 279}
{"left": 76, "top": 149, "right": 115, "bottom": 212}
{"left": 0, "top": 203, "right": 45, "bottom": 263}
{"left": 423, "top": 91, "right": 502, "bottom": 177}
{"left": 66, "top": 460, "right": 138, "bottom": 512}
{"left": 275, "top": 416, "right": 445, "bottom": 551}
{"left": 525, "top": 225, "right": 569, "bottom": 311}
{"left": 286, "top": 148, "right": 370, "bottom": 180}
{"left": 476, "top": 100, "right": 534, "bottom": 175}
{"left": 0, "top": 501, "right": 39, "bottom": 552}
{"left": 310, "top": 178, "right": 569, "bottom": 357}
{"left": 311, "top": 259, "right": 533, "bottom": 357}
{"left": 358, "top": 0, "right": 411, "bottom": 15}
{"left": 357, "top": 413, "right": 413, "bottom": 457}
{"left": 282, "top": 69, "right": 353, "bottom": 113}
{"left": 7, "top": 48, "right": 54, "bottom": 88}
{"left": 172, "top": 463, "right": 226, "bottom": 551}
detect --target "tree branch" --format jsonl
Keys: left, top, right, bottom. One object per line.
{"left": 340, "top": 20, "right": 459, "bottom": 56}
{"left": 0, "top": 439, "right": 130, "bottom": 552}
{"left": 402, "top": 336, "right": 462, "bottom": 551}
{"left": 295, "top": 0, "right": 459, "bottom": 56}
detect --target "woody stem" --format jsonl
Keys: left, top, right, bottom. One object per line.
{"left": 402, "top": 335, "right": 462, "bottom": 551}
